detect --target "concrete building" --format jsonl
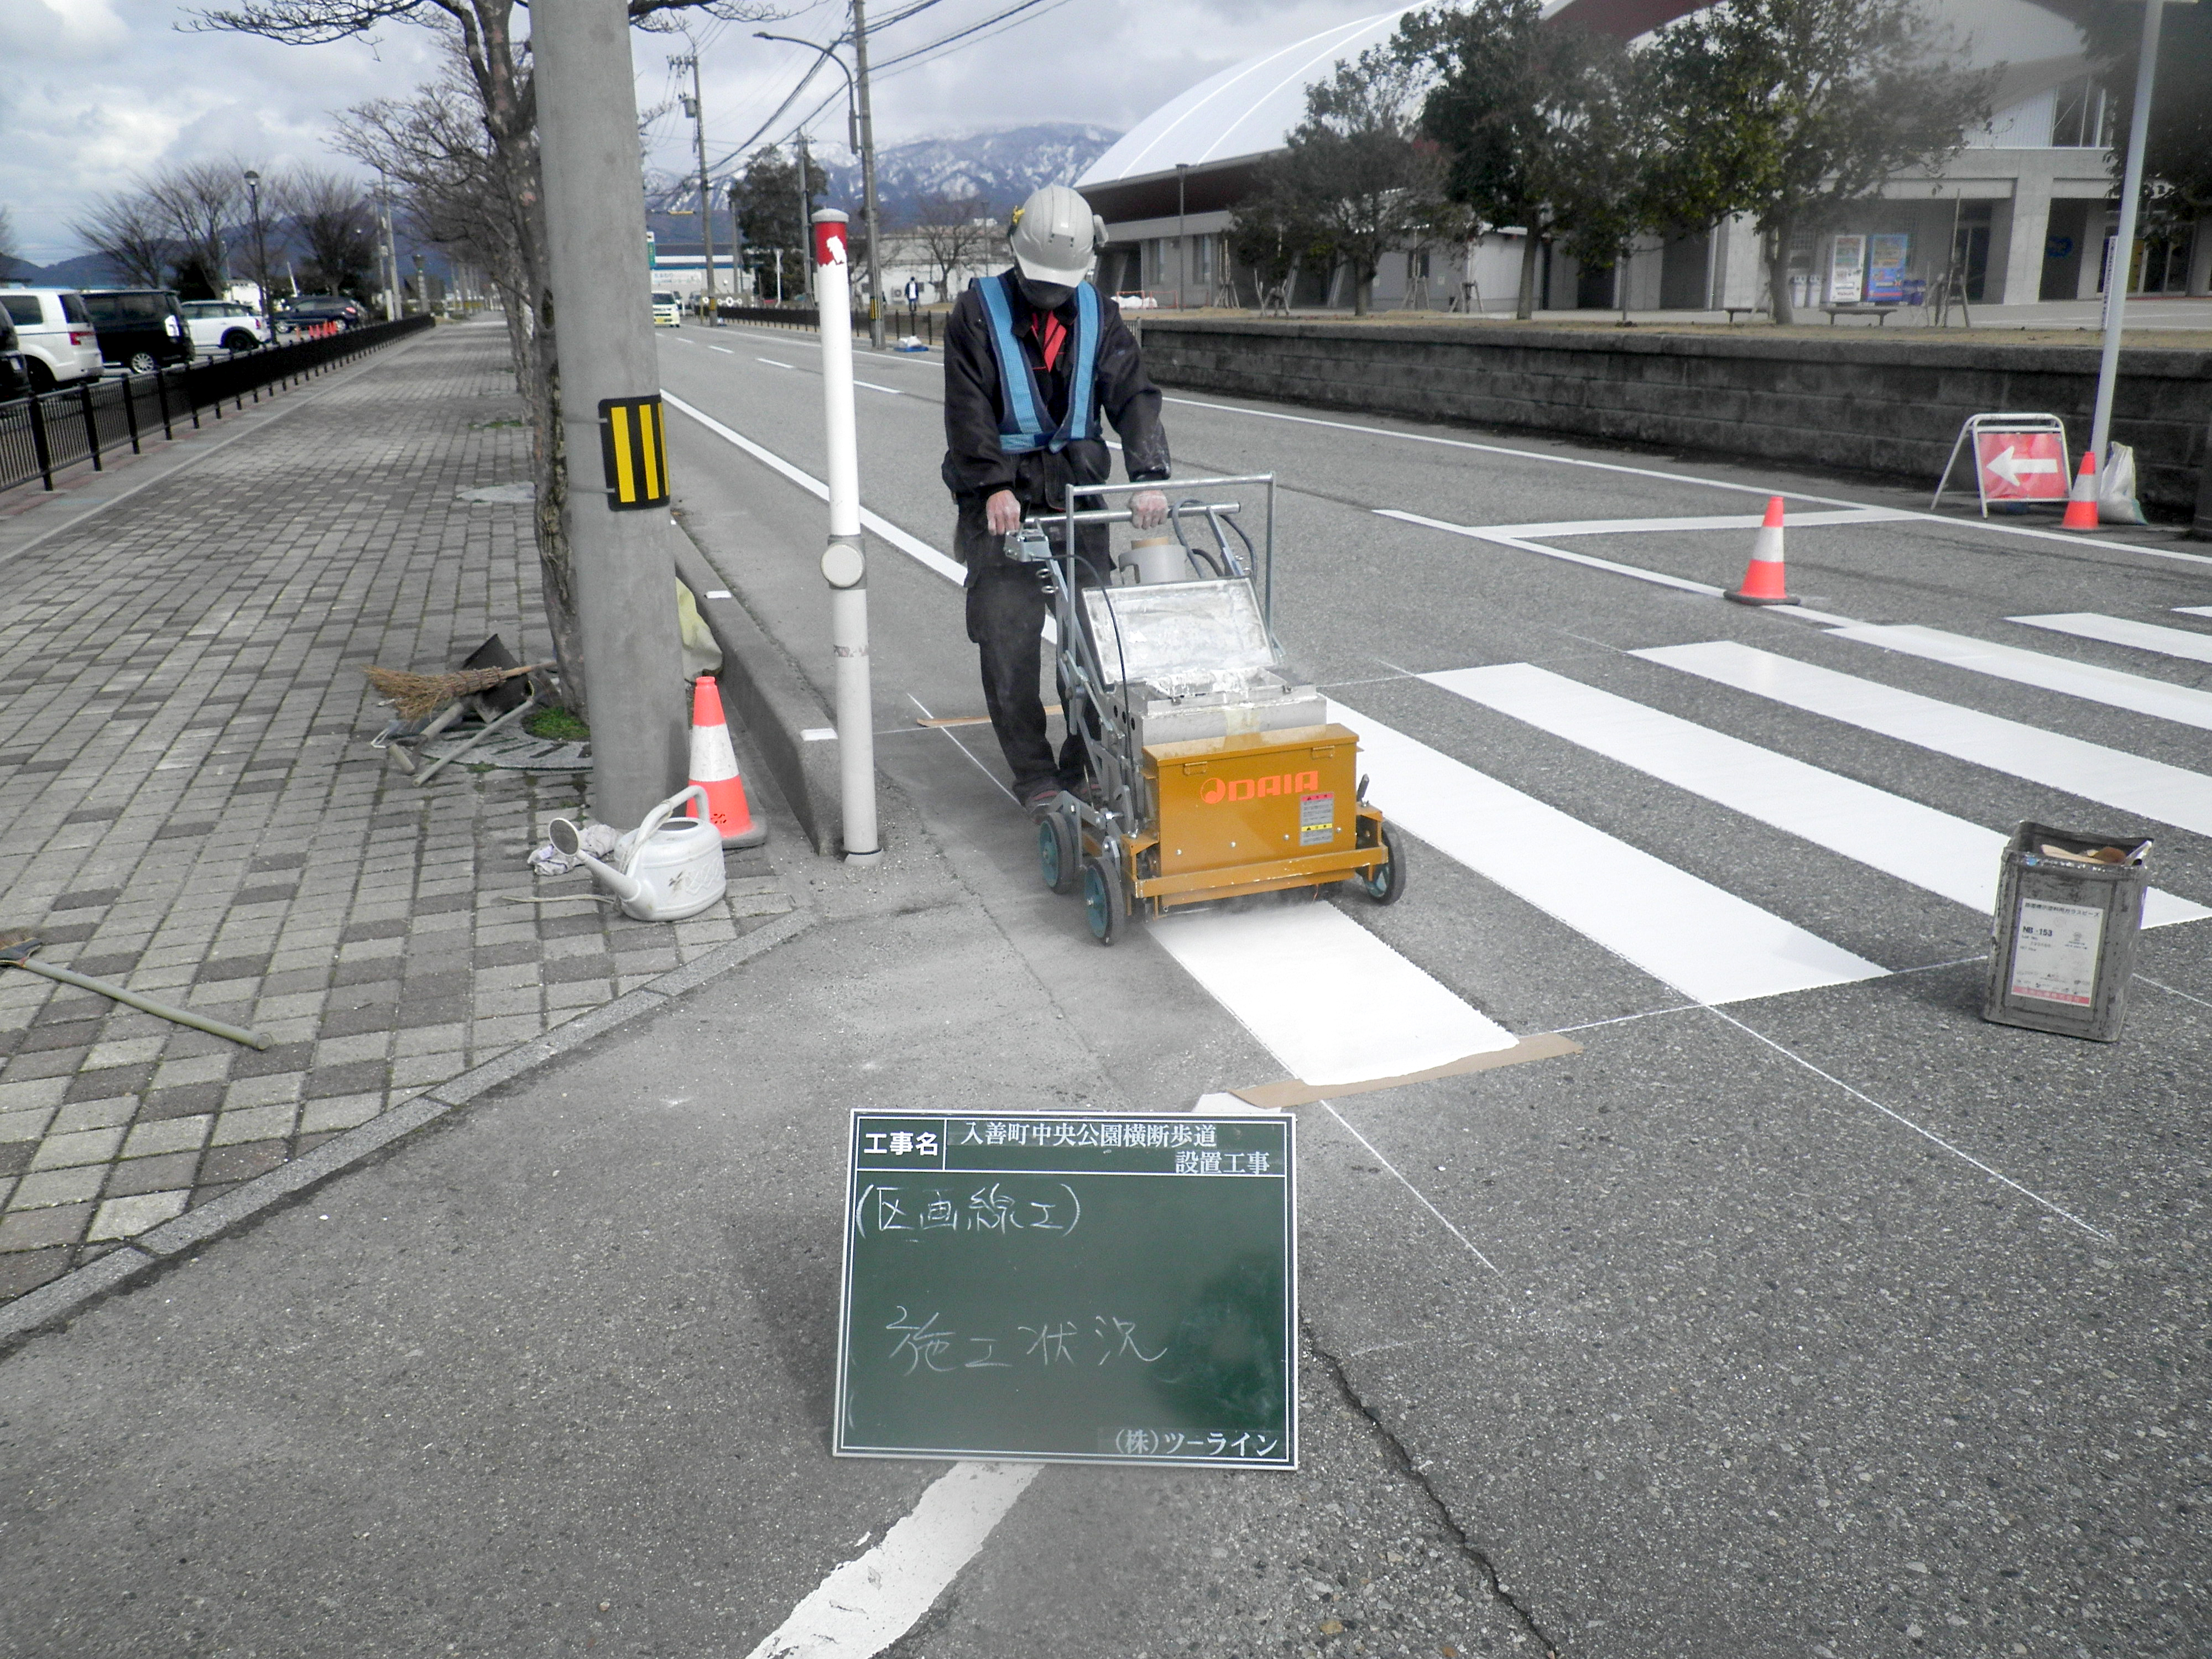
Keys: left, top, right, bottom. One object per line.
{"left": 1075, "top": 0, "right": 2209, "bottom": 315}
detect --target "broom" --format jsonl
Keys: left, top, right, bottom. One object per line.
{"left": 364, "top": 660, "right": 554, "bottom": 721}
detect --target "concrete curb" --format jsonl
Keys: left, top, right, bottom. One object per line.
{"left": 671, "top": 530, "right": 844, "bottom": 856}
{"left": 0, "top": 907, "right": 814, "bottom": 1354}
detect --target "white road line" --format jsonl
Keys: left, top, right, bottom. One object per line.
{"left": 758, "top": 357, "right": 795, "bottom": 368}
{"left": 1377, "top": 509, "right": 1858, "bottom": 625}
{"left": 2009, "top": 612, "right": 2212, "bottom": 666}
{"left": 1151, "top": 905, "right": 1517, "bottom": 1088}
{"left": 1168, "top": 395, "right": 2212, "bottom": 568}
{"left": 853, "top": 379, "right": 904, "bottom": 395}
{"left": 1326, "top": 697, "right": 1890, "bottom": 1004}
{"left": 1427, "top": 664, "right": 2208, "bottom": 930}
{"left": 1637, "top": 640, "right": 2212, "bottom": 840}
{"left": 661, "top": 393, "right": 966, "bottom": 583}
{"left": 1832, "top": 623, "right": 2212, "bottom": 734}
{"left": 741, "top": 1461, "right": 1039, "bottom": 1659}
{"left": 708, "top": 345, "right": 734, "bottom": 354}
{"left": 1502, "top": 508, "right": 1914, "bottom": 538}
{"left": 2177, "top": 606, "right": 2212, "bottom": 619}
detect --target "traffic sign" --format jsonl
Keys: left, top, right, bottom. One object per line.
{"left": 1976, "top": 431, "right": 2067, "bottom": 500}
{"left": 834, "top": 1111, "right": 1297, "bottom": 1467}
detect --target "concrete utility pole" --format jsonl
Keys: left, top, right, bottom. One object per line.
{"left": 674, "top": 49, "right": 720, "bottom": 322}
{"left": 2088, "top": 0, "right": 2174, "bottom": 470}
{"left": 852, "top": 0, "right": 887, "bottom": 349}
{"left": 797, "top": 133, "right": 813, "bottom": 305}
{"left": 533, "top": 0, "right": 689, "bottom": 826}
{"left": 812, "top": 210, "right": 880, "bottom": 863}
{"left": 1176, "top": 163, "right": 1189, "bottom": 310}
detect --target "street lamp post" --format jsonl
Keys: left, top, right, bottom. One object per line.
{"left": 755, "top": 25, "right": 884, "bottom": 347}
{"left": 2086, "top": 0, "right": 2174, "bottom": 479}
{"left": 1176, "top": 163, "right": 1189, "bottom": 310}
{"left": 243, "top": 169, "right": 271, "bottom": 343}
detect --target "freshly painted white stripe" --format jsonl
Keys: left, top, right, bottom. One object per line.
{"left": 1832, "top": 623, "right": 2212, "bottom": 734}
{"left": 2010, "top": 612, "right": 2212, "bottom": 666}
{"left": 2176, "top": 606, "right": 2212, "bottom": 619}
{"left": 1378, "top": 509, "right": 1858, "bottom": 626}
{"left": 662, "top": 393, "right": 967, "bottom": 583}
{"left": 1504, "top": 508, "right": 1913, "bottom": 538}
{"left": 742, "top": 1462, "right": 1039, "bottom": 1659}
{"left": 1637, "top": 640, "right": 2212, "bottom": 839}
{"left": 1166, "top": 395, "right": 2212, "bottom": 568}
{"left": 1324, "top": 698, "right": 1888, "bottom": 1004}
{"left": 1151, "top": 904, "right": 1516, "bottom": 1087}
{"left": 1428, "top": 664, "right": 2208, "bottom": 930}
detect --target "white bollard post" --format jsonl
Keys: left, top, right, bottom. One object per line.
{"left": 813, "top": 210, "right": 881, "bottom": 864}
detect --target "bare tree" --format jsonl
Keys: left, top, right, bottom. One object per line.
{"left": 0, "top": 206, "right": 22, "bottom": 279}
{"left": 73, "top": 190, "right": 172, "bottom": 288}
{"left": 144, "top": 160, "right": 248, "bottom": 298}
{"left": 279, "top": 168, "right": 378, "bottom": 296}
{"left": 909, "top": 192, "right": 994, "bottom": 301}
{"left": 193, "top": 0, "right": 784, "bottom": 713}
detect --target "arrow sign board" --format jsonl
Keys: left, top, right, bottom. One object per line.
{"left": 1976, "top": 431, "right": 2068, "bottom": 500}
{"left": 834, "top": 1111, "right": 1296, "bottom": 1467}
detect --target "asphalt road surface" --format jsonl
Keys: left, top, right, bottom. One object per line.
{"left": 4, "top": 319, "right": 2205, "bottom": 1659}
{"left": 655, "top": 321, "right": 2212, "bottom": 1658}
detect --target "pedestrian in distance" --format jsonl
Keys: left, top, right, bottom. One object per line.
{"left": 941, "top": 183, "right": 1172, "bottom": 817}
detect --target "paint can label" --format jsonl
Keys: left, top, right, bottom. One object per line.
{"left": 2009, "top": 898, "right": 2103, "bottom": 1006}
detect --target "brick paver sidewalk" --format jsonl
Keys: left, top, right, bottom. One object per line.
{"left": 0, "top": 324, "right": 789, "bottom": 1303}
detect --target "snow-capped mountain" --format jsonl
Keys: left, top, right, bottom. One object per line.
{"left": 817, "top": 123, "right": 1121, "bottom": 221}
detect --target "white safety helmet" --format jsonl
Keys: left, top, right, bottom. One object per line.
{"left": 1008, "top": 184, "right": 1107, "bottom": 288}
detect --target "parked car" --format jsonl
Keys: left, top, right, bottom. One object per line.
{"left": 651, "top": 290, "right": 682, "bottom": 327}
{"left": 0, "top": 287, "right": 105, "bottom": 389}
{"left": 80, "top": 289, "right": 195, "bottom": 373}
{"left": 0, "top": 313, "right": 29, "bottom": 401}
{"left": 179, "top": 299, "right": 272, "bottom": 354}
{"left": 276, "top": 294, "right": 366, "bottom": 331}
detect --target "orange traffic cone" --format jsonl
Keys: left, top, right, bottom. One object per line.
{"left": 1725, "top": 497, "right": 1799, "bottom": 607}
{"left": 686, "top": 676, "right": 767, "bottom": 848}
{"left": 2060, "top": 449, "right": 2101, "bottom": 530}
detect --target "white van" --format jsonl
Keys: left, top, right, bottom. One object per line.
{"left": 651, "top": 290, "right": 682, "bottom": 327}
{"left": 0, "top": 288, "right": 105, "bottom": 390}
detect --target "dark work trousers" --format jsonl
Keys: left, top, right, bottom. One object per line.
{"left": 963, "top": 513, "right": 1110, "bottom": 799}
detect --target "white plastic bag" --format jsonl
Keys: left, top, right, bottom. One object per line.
{"left": 2099, "top": 442, "right": 2150, "bottom": 526}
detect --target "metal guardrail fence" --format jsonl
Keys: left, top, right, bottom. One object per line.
{"left": 0, "top": 314, "right": 436, "bottom": 496}
{"left": 705, "top": 301, "right": 937, "bottom": 346}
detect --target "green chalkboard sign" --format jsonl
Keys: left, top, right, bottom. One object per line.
{"left": 834, "top": 1112, "right": 1296, "bottom": 1468}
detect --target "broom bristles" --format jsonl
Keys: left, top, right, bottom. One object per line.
{"left": 364, "top": 661, "right": 551, "bottom": 720}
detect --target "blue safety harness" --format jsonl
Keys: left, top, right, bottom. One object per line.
{"left": 974, "top": 273, "right": 1101, "bottom": 454}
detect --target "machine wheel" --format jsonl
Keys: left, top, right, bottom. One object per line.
{"left": 1039, "top": 810, "right": 1079, "bottom": 896}
{"left": 1081, "top": 855, "right": 1123, "bottom": 945}
{"left": 1357, "top": 825, "right": 1406, "bottom": 906}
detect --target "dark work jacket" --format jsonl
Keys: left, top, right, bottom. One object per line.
{"left": 942, "top": 271, "right": 1170, "bottom": 573}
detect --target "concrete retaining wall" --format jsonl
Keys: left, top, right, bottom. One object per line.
{"left": 1135, "top": 317, "right": 2212, "bottom": 516}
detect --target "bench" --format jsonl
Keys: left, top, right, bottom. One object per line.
{"left": 1721, "top": 306, "right": 1764, "bottom": 324}
{"left": 1820, "top": 303, "right": 1904, "bottom": 325}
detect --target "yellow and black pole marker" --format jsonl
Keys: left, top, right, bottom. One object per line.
{"left": 597, "top": 394, "right": 669, "bottom": 510}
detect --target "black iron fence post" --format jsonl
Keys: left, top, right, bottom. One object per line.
{"left": 28, "top": 392, "right": 54, "bottom": 490}
{"left": 122, "top": 377, "right": 142, "bottom": 454}
{"left": 77, "top": 383, "right": 102, "bottom": 471}
{"left": 154, "top": 367, "right": 173, "bottom": 440}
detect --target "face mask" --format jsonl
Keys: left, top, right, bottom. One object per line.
{"left": 1016, "top": 276, "right": 1075, "bottom": 311}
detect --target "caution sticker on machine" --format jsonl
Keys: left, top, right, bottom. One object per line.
{"left": 1298, "top": 792, "right": 1336, "bottom": 848}
{"left": 2008, "top": 898, "right": 2103, "bottom": 1006}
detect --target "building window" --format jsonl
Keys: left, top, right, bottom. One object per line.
{"left": 2050, "top": 78, "right": 2110, "bottom": 148}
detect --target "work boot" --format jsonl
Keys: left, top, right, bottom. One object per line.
{"left": 1021, "top": 782, "right": 1062, "bottom": 819}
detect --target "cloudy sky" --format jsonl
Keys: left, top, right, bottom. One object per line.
{"left": 0, "top": 0, "right": 1405, "bottom": 268}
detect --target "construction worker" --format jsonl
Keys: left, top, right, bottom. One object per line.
{"left": 942, "top": 184, "right": 1171, "bottom": 816}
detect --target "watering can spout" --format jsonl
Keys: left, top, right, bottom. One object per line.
{"left": 549, "top": 817, "right": 648, "bottom": 907}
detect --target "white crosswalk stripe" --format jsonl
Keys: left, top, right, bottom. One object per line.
{"left": 1829, "top": 623, "right": 2212, "bottom": 733}
{"left": 1635, "top": 640, "right": 2212, "bottom": 841}
{"left": 1425, "top": 664, "right": 2209, "bottom": 930}
{"left": 1325, "top": 697, "right": 1890, "bottom": 1005}
{"left": 2008, "top": 612, "right": 2212, "bottom": 667}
